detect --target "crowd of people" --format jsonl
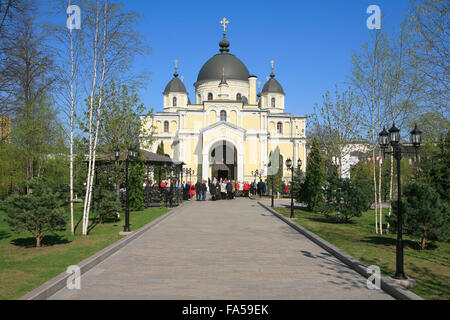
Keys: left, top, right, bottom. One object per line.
{"left": 179, "top": 178, "right": 276, "bottom": 201}
{"left": 139, "top": 178, "right": 292, "bottom": 202}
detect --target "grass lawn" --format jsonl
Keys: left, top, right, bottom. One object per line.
{"left": 275, "top": 207, "right": 450, "bottom": 300}
{"left": 0, "top": 203, "right": 170, "bottom": 300}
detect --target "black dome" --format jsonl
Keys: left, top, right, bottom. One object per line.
{"left": 261, "top": 75, "right": 285, "bottom": 94}
{"left": 163, "top": 75, "right": 187, "bottom": 94}
{"left": 196, "top": 53, "right": 250, "bottom": 85}
{"left": 195, "top": 36, "right": 249, "bottom": 85}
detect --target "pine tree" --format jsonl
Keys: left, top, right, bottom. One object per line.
{"left": 389, "top": 183, "right": 449, "bottom": 250}
{"left": 267, "top": 152, "right": 283, "bottom": 194}
{"left": 428, "top": 132, "right": 449, "bottom": 202}
{"left": 128, "top": 152, "right": 145, "bottom": 211}
{"left": 93, "top": 182, "right": 121, "bottom": 224}
{"left": 292, "top": 167, "right": 304, "bottom": 202}
{"left": 300, "top": 138, "right": 325, "bottom": 211}
{"left": 1, "top": 179, "right": 66, "bottom": 247}
{"left": 154, "top": 141, "right": 166, "bottom": 183}
{"left": 320, "top": 171, "right": 371, "bottom": 223}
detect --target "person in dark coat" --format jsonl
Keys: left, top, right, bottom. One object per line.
{"left": 210, "top": 180, "right": 216, "bottom": 200}
{"left": 226, "top": 180, "right": 233, "bottom": 200}
{"left": 195, "top": 181, "right": 202, "bottom": 201}
{"left": 183, "top": 181, "right": 189, "bottom": 200}
{"left": 210, "top": 178, "right": 217, "bottom": 201}
{"left": 258, "top": 180, "right": 266, "bottom": 197}
{"left": 202, "top": 180, "right": 207, "bottom": 201}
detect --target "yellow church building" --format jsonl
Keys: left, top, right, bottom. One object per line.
{"left": 141, "top": 19, "right": 307, "bottom": 183}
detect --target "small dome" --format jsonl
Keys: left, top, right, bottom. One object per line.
{"left": 261, "top": 74, "right": 285, "bottom": 95}
{"left": 163, "top": 74, "right": 187, "bottom": 94}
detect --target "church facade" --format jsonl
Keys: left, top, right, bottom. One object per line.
{"left": 141, "top": 20, "right": 307, "bottom": 183}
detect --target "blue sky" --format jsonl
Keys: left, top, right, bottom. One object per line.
{"left": 122, "top": 0, "right": 412, "bottom": 116}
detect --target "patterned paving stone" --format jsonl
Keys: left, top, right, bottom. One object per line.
{"left": 49, "top": 198, "right": 394, "bottom": 300}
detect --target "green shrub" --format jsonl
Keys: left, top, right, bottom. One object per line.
{"left": 389, "top": 183, "right": 450, "bottom": 249}
{"left": 0, "top": 180, "right": 66, "bottom": 247}
{"left": 320, "top": 174, "right": 371, "bottom": 223}
{"left": 93, "top": 183, "right": 122, "bottom": 224}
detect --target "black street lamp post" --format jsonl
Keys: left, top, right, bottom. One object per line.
{"left": 379, "top": 123, "right": 422, "bottom": 280}
{"left": 286, "top": 158, "right": 302, "bottom": 219}
{"left": 168, "top": 166, "right": 175, "bottom": 207}
{"left": 271, "top": 172, "right": 274, "bottom": 208}
{"left": 123, "top": 147, "right": 137, "bottom": 233}
{"left": 175, "top": 166, "right": 180, "bottom": 205}
{"left": 286, "top": 158, "right": 294, "bottom": 219}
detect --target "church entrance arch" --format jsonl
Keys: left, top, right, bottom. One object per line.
{"left": 209, "top": 140, "right": 237, "bottom": 181}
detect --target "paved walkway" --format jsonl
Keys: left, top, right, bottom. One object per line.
{"left": 50, "top": 198, "right": 393, "bottom": 300}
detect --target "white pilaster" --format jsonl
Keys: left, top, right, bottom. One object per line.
{"left": 202, "top": 152, "right": 209, "bottom": 180}
{"left": 238, "top": 153, "right": 244, "bottom": 182}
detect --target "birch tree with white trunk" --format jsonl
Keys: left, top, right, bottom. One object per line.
{"left": 77, "top": 0, "right": 150, "bottom": 235}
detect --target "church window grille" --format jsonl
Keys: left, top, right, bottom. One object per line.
{"left": 164, "top": 121, "right": 169, "bottom": 133}
{"left": 208, "top": 93, "right": 213, "bottom": 101}
{"left": 271, "top": 97, "right": 276, "bottom": 108}
{"left": 173, "top": 97, "right": 177, "bottom": 107}
{"left": 236, "top": 93, "right": 242, "bottom": 101}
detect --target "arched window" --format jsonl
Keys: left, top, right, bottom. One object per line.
{"left": 277, "top": 122, "right": 283, "bottom": 134}
{"left": 208, "top": 93, "right": 213, "bottom": 101}
{"left": 271, "top": 97, "right": 276, "bottom": 108}
{"left": 236, "top": 93, "right": 242, "bottom": 101}
{"left": 220, "top": 110, "right": 227, "bottom": 122}
{"left": 172, "top": 97, "right": 177, "bottom": 107}
{"left": 164, "top": 121, "right": 169, "bottom": 133}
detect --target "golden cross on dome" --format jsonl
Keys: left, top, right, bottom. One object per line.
{"left": 270, "top": 60, "right": 275, "bottom": 73}
{"left": 174, "top": 59, "right": 178, "bottom": 72}
{"left": 220, "top": 17, "right": 229, "bottom": 34}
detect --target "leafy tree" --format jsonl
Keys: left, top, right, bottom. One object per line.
{"left": 0, "top": 142, "right": 26, "bottom": 199}
{"left": 39, "top": 157, "right": 70, "bottom": 204}
{"left": 267, "top": 152, "right": 283, "bottom": 194}
{"left": 299, "top": 138, "right": 325, "bottom": 211}
{"left": 389, "top": 183, "right": 450, "bottom": 250}
{"left": 93, "top": 183, "right": 121, "bottom": 224}
{"left": 311, "top": 85, "right": 362, "bottom": 178}
{"left": 320, "top": 172, "right": 371, "bottom": 223}
{"left": 154, "top": 141, "right": 166, "bottom": 183}
{"left": 80, "top": 80, "right": 153, "bottom": 202}
{"left": 408, "top": 0, "right": 449, "bottom": 113}
{"left": 0, "top": 179, "right": 66, "bottom": 247}
{"left": 292, "top": 167, "right": 304, "bottom": 202}
{"left": 417, "top": 131, "right": 449, "bottom": 202}
{"left": 128, "top": 151, "right": 145, "bottom": 211}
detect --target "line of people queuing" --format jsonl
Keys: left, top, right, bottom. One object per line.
{"left": 180, "top": 178, "right": 277, "bottom": 201}
{"left": 143, "top": 179, "right": 291, "bottom": 201}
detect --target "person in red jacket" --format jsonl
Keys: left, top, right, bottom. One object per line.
{"left": 189, "top": 182, "right": 196, "bottom": 200}
{"left": 243, "top": 182, "right": 250, "bottom": 197}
